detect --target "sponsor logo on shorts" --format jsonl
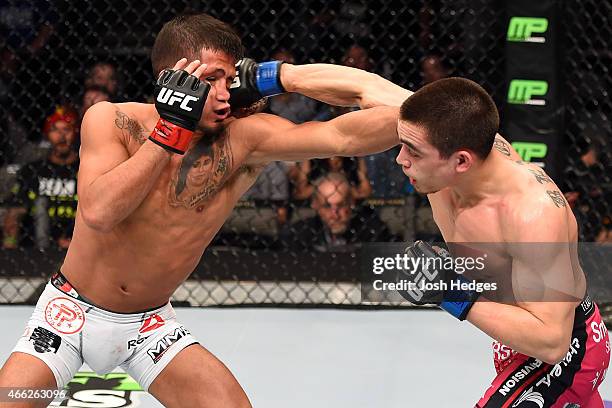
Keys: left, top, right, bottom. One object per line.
{"left": 563, "top": 404, "right": 580, "bottom": 408}
{"left": 591, "top": 320, "right": 608, "bottom": 344}
{"left": 44, "top": 297, "right": 85, "bottom": 335}
{"left": 50, "top": 371, "right": 144, "bottom": 407}
{"left": 147, "top": 326, "right": 190, "bottom": 364}
{"left": 512, "top": 386, "right": 544, "bottom": 408}
{"left": 138, "top": 314, "right": 165, "bottom": 334}
{"left": 498, "top": 360, "right": 543, "bottom": 396}
{"left": 29, "top": 326, "right": 61, "bottom": 353}
{"left": 127, "top": 336, "right": 149, "bottom": 350}
{"left": 536, "top": 338, "right": 580, "bottom": 388}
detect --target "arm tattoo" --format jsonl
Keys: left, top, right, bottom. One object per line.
{"left": 528, "top": 167, "right": 553, "bottom": 184}
{"left": 493, "top": 139, "right": 511, "bottom": 156}
{"left": 114, "top": 110, "right": 147, "bottom": 144}
{"left": 169, "top": 132, "right": 235, "bottom": 209}
{"left": 547, "top": 190, "right": 567, "bottom": 208}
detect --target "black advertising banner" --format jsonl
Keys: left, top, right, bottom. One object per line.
{"left": 503, "top": 1, "right": 564, "bottom": 180}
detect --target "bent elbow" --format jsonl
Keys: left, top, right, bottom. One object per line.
{"left": 79, "top": 203, "right": 114, "bottom": 233}
{"left": 539, "top": 336, "right": 571, "bottom": 365}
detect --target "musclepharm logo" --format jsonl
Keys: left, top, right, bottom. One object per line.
{"left": 507, "top": 80, "right": 548, "bottom": 105}
{"left": 156, "top": 88, "right": 198, "bottom": 111}
{"left": 512, "top": 386, "right": 544, "bottom": 408}
{"left": 512, "top": 142, "right": 548, "bottom": 163}
{"left": 507, "top": 17, "right": 548, "bottom": 43}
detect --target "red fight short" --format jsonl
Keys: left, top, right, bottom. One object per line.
{"left": 477, "top": 295, "right": 610, "bottom": 408}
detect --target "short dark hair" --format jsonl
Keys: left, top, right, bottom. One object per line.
{"left": 151, "top": 13, "right": 244, "bottom": 76}
{"left": 400, "top": 77, "right": 499, "bottom": 159}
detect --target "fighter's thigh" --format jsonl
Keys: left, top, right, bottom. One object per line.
{"left": 0, "top": 352, "right": 56, "bottom": 408}
{"left": 148, "top": 344, "right": 252, "bottom": 408}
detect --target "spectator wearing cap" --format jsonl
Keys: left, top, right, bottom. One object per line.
{"left": 2, "top": 106, "right": 79, "bottom": 249}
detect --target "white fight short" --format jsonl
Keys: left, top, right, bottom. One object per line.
{"left": 12, "top": 272, "right": 198, "bottom": 390}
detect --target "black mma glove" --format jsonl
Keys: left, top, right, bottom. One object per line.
{"left": 149, "top": 69, "right": 211, "bottom": 155}
{"left": 399, "top": 241, "right": 480, "bottom": 321}
{"left": 229, "top": 58, "right": 285, "bottom": 110}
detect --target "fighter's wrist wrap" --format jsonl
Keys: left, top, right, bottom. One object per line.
{"left": 255, "top": 61, "right": 285, "bottom": 96}
{"left": 229, "top": 58, "right": 285, "bottom": 110}
{"left": 149, "top": 119, "right": 194, "bottom": 155}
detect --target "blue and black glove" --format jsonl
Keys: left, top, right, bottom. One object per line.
{"left": 400, "top": 240, "right": 480, "bottom": 321}
{"left": 229, "top": 58, "right": 285, "bottom": 110}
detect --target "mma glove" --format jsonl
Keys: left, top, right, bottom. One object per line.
{"left": 150, "top": 69, "right": 211, "bottom": 155}
{"left": 398, "top": 241, "right": 480, "bottom": 321}
{"left": 229, "top": 58, "right": 285, "bottom": 109}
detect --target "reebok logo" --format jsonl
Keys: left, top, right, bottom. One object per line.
{"left": 156, "top": 88, "right": 199, "bottom": 111}
{"left": 139, "top": 314, "right": 165, "bottom": 334}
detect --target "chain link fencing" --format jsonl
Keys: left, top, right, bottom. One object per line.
{"left": 0, "top": 1, "right": 609, "bottom": 316}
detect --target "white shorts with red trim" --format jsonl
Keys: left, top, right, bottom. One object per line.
{"left": 12, "top": 282, "right": 198, "bottom": 390}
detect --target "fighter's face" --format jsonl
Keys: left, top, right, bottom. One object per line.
{"left": 395, "top": 120, "right": 457, "bottom": 194}
{"left": 195, "top": 49, "right": 235, "bottom": 132}
{"left": 47, "top": 120, "right": 76, "bottom": 155}
{"left": 186, "top": 154, "right": 214, "bottom": 190}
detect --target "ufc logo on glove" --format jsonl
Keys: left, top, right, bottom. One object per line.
{"left": 156, "top": 88, "right": 199, "bottom": 112}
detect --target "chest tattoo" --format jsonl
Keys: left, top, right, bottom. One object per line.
{"left": 168, "top": 133, "right": 235, "bottom": 209}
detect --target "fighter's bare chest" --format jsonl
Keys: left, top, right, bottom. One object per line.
{"left": 430, "top": 194, "right": 504, "bottom": 243}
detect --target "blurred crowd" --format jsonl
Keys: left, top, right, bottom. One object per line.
{"left": 0, "top": 1, "right": 609, "bottom": 254}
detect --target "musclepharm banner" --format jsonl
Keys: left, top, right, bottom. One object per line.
{"left": 503, "top": 1, "right": 563, "bottom": 179}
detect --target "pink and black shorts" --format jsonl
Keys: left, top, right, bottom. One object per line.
{"left": 477, "top": 295, "right": 610, "bottom": 408}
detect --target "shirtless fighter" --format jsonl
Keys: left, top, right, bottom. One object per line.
{"left": 361, "top": 75, "right": 610, "bottom": 405}
{"left": 0, "top": 13, "right": 407, "bottom": 408}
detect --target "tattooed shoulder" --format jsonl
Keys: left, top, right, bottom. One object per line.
{"left": 546, "top": 190, "right": 567, "bottom": 208}
{"left": 493, "top": 138, "right": 511, "bottom": 156}
{"left": 528, "top": 167, "right": 553, "bottom": 184}
{"left": 114, "top": 109, "right": 147, "bottom": 144}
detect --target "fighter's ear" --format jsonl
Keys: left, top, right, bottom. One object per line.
{"left": 454, "top": 150, "right": 474, "bottom": 173}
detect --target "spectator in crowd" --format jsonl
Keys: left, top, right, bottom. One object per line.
{"left": 285, "top": 172, "right": 392, "bottom": 252}
{"left": 365, "top": 146, "right": 413, "bottom": 198}
{"left": 0, "top": 0, "right": 56, "bottom": 55}
{"left": 563, "top": 124, "right": 611, "bottom": 241}
{"left": 267, "top": 48, "right": 325, "bottom": 123}
{"left": 243, "top": 162, "right": 291, "bottom": 226}
{"left": 294, "top": 156, "right": 372, "bottom": 200}
{"left": 596, "top": 216, "right": 611, "bottom": 243}
{"left": 84, "top": 62, "right": 118, "bottom": 96}
{"left": 342, "top": 43, "right": 373, "bottom": 71}
{"left": 2, "top": 105, "right": 79, "bottom": 250}
{"left": 421, "top": 52, "right": 450, "bottom": 85}
{"left": 80, "top": 84, "right": 112, "bottom": 118}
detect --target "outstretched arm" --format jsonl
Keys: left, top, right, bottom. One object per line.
{"left": 237, "top": 106, "right": 399, "bottom": 165}
{"left": 280, "top": 63, "right": 413, "bottom": 109}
